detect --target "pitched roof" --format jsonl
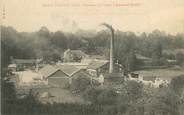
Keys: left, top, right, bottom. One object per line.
{"left": 87, "top": 60, "right": 109, "bottom": 70}
{"left": 57, "top": 62, "right": 88, "bottom": 69}
{"left": 39, "top": 64, "right": 84, "bottom": 78}
{"left": 39, "top": 65, "right": 59, "bottom": 78}
{"left": 57, "top": 65, "right": 81, "bottom": 77}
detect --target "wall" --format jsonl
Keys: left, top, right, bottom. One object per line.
{"left": 48, "top": 70, "right": 70, "bottom": 88}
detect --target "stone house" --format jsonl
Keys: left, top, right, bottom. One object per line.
{"left": 63, "top": 49, "right": 86, "bottom": 62}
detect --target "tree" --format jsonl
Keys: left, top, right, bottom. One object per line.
{"left": 123, "top": 80, "right": 144, "bottom": 102}
{"left": 176, "top": 52, "right": 184, "bottom": 66}
{"left": 152, "top": 42, "right": 163, "bottom": 59}
{"left": 126, "top": 51, "right": 138, "bottom": 71}
{"left": 96, "top": 88, "right": 118, "bottom": 105}
{"left": 70, "top": 76, "right": 91, "bottom": 92}
{"left": 51, "top": 31, "right": 68, "bottom": 49}
{"left": 143, "top": 88, "right": 180, "bottom": 115}
{"left": 83, "top": 87, "right": 102, "bottom": 103}
{"left": 173, "top": 34, "right": 184, "bottom": 49}
{"left": 170, "top": 75, "right": 184, "bottom": 96}
{"left": 1, "top": 70, "right": 17, "bottom": 115}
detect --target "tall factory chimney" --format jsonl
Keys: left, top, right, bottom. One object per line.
{"left": 101, "top": 23, "right": 114, "bottom": 73}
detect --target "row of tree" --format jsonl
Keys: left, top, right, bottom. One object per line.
{"left": 1, "top": 26, "right": 184, "bottom": 69}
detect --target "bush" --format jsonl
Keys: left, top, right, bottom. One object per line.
{"left": 82, "top": 87, "right": 102, "bottom": 103}
{"left": 70, "top": 76, "right": 91, "bottom": 93}
{"left": 170, "top": 75, "right": 184, "bottom": 96}
{"left": 176, "top": 52, "right": 184, "bottom": 66}
{"left": 96, "top": 88, "right": 118, "bottom": 105}
{"left": 83, "top": 86, "right": 118, "bottom": 105}
{"left": 151, "top": 57, "right": 168, "bottom": 66}
{"left": 124, "top": 81, "right": 144, "bottom": 101}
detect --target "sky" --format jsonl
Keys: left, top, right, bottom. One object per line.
{"left": 1, "top": 0, "right": 184, "bottom": 34}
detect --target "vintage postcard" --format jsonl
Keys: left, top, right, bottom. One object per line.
{"left": 1, "top": 0, "right": 184, "bottom": 115}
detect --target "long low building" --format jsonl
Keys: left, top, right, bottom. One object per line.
{"left": 39, "top": 65, "right": 91, "bottom": 88}
{"left": 129, "top": 68, "right": 184, "bottom": 88}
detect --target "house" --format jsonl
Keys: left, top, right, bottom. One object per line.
{"left": 10, "top": 57, "right": 40, "bottom": 71}
{"left": 132, "top": 69, "right": 184, "bottom": 88}
{"left": 39, "top": 65, "right": 90, "bottom": 88}
{"left": 12, "top": 59, "right": 36, "bottom": 67}
{"left": 87, "top": 60, "right": 109, "bottom": 77}
{"left": 38, "top": 65, "right": 59, "bottom": 79}
{"left": 86, "top": 59, "right": 121, "bottom": 77}
{"left": 39, "top": 65, "right": 68, "bottom": 87}
{"left": 63, "top": 49, "right": 87, "bottom": 62}
{"left": 127, "top": 72, "right": 157, "bottom": 87}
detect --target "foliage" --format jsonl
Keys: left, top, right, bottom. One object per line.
{"left": 123, "top": 80, "right": 144, "bottom": 101}
{"left": 170, "top": 75, "right": 184, "bottom": 96}
{"left": 82, "top": 87, "right": 102, "bottom": 103}
{"left": 70, "top": 76, "right": 91, "bottom": 92}
{"left": 1, "top": 74, "right": 184, "bottom": 115}
{"left": 1, "top": 26, "right": 184, "bottom": 115}
{"left": 125, "top": 51, "right": 139, "bottom": 71}
{"left": 96, "top": 88, "right": 118, "bottom": 105}
{"left": 2, "top": 26, "right": 184, "bottom": 69}
{"left": 176, "top": 52, "right": 184, "bottom": 66}
{"left": 142, "top": 88, "right": 180, "bottom": 115}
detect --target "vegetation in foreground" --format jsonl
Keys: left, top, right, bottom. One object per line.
{"left": 1, "top": 68, "right": 184, "bottom": 115}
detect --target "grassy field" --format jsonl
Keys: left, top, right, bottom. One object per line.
{"left": 134, "top": 66, "right": 184, "bottom": 79}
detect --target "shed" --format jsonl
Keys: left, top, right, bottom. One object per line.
{"left": 87, "top": 60, "right": 109, "bottom": 76}
{"left": 39, "top": 65, "right": 90, "bottom": 88}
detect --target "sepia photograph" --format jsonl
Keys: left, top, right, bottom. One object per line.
{"left": 1, "top": 0, "right": 184, "bottom": 115}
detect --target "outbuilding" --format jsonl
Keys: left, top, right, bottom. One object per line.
{"left": 39, "top": 65, "right": 90, "bottom": 88}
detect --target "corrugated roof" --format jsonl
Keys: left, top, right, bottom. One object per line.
{"left": 87, "top": 60, "right": 109, "bottom": 70}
